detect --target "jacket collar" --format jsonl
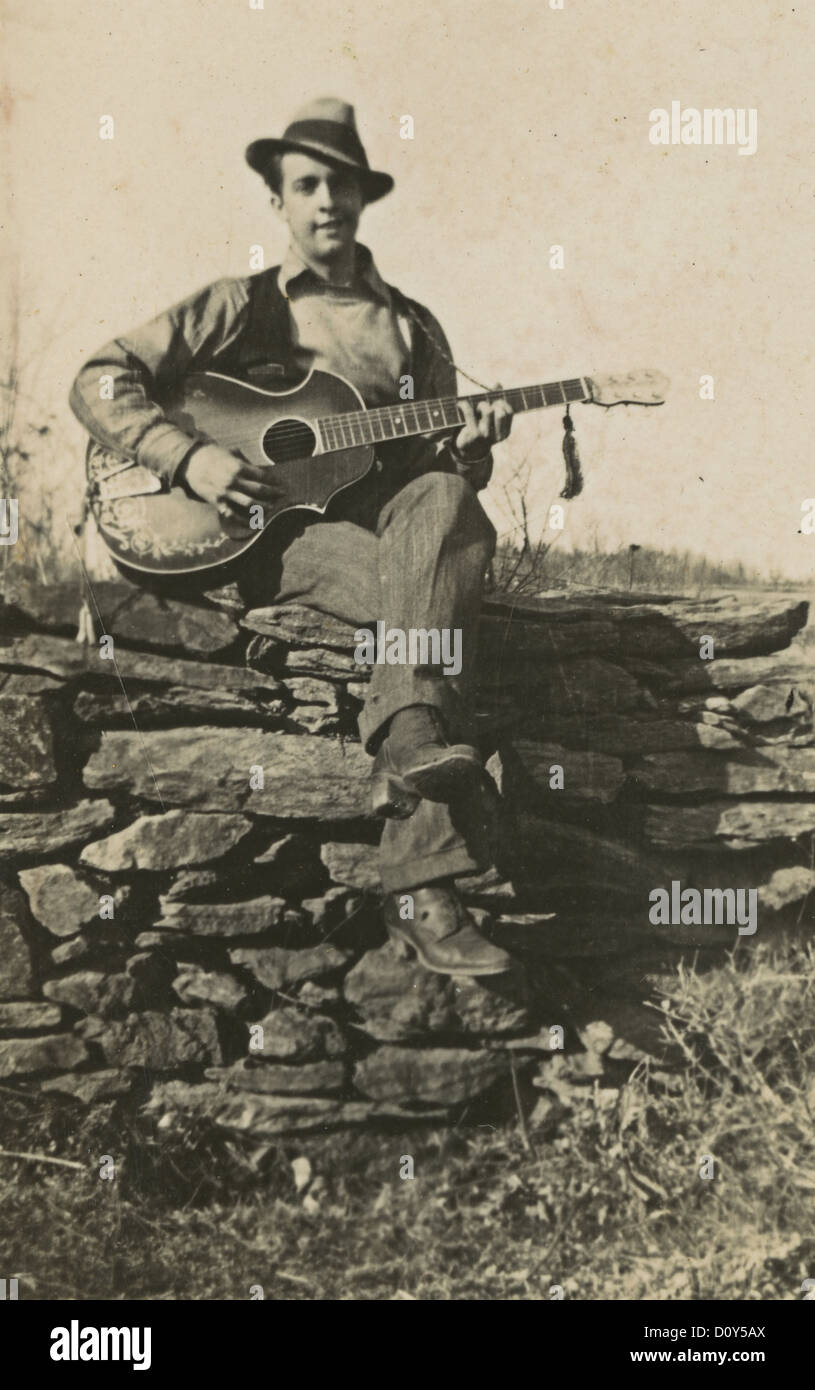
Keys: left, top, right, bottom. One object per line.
{"left": 278, "top": 241, "right": 392, "bottom": 305}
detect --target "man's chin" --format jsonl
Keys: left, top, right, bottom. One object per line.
{"left": 310, "top": 234, "right": 355, "bottom": 260}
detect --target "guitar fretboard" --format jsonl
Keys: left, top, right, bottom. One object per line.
{"left": 316, "top": 378, "right": 589, "bottom": 454}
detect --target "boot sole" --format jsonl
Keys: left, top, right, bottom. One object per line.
{"left": 371, "top": 750, "right": 482, "bottom": 820}
{"left": 388, "top": 926, "right": 511, "bottom": 976}
{"left": 401, "top": 750, "right": 483, "bottom": 804}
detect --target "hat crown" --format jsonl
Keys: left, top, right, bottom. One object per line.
{"left": 285, "top": 97, "right": 358, "bottom": 135}
{"left": 245, "top": 96, "right": 394, "bottom": 203}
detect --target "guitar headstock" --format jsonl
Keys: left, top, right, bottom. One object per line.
{"left": 586, "top": 369, "right": 669, "bottom": 407}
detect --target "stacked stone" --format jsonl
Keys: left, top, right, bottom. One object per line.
{"left": 0, "top": 577, "right": 812, "bottom": 1135}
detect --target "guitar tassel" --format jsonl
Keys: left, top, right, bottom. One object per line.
{"left": 560, "top": 405, "right": 584, "bottom": 500}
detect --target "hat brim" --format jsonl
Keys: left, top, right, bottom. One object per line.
{"left": 245, "top": 137, "right": 394, "bottom": 203}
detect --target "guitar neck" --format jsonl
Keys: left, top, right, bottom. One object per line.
{"left": 316, "top": 377, "right": 591, "bottom": 453}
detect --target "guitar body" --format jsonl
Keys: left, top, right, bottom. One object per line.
{"left": 87, "top": 369, "right": 374, "bottom": 580}
{"left": 85, "top": 361, "right": 668, "bottom": 584}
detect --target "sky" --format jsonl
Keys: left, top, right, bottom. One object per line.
{"left": 3, "top": 0, "right": 814, "bottom": 579}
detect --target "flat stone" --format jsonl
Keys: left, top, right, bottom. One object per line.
{"left": 51, "top": 937, "right": 92, "bottom": 966}
{"left": 0, "top": 1035, "right": 89, "bottom": 1077}
{"left": 633, "top": 747, "right": 815, "bottom": 796}
{"left": 320, "top": 841, "right": 380, "bottom": 891}
{"left": 283, "top": 648, "right": 361, "bottom": 679}
{"left": 156, "top": 896, "right": 287, "bottom": 937}
{"left": 162, "top": 869, "right": 221, "bottom": 902}
{"left": 658, "top": 651, "right": 815, "bottom": 697}
{"left": 612, "top": 598, "right": 808, "bottom": 659}
{"left": 1, "top": 577, "right": 135, "bottom": 632}
{"left": 480, "top": 613, "right": 620, "bottom": 662}
{"left": 343, "top": 942, "right": 532, "bottom": 1041}
{"left": 478, "top": 656, "right": 645, "bottom": 716}
{"left": 133, "top": 931, "right": 176, "bottom": 950}
{"left": 40, "top": 1069, "right": 134, "bottom": 1103}
{"left": 0, "top": 694, "right": 57, "bottom": 789}
{"left": 354, "top": 1046, "right": 507, "bottom": 1104}
{"left": 73, "top": 687, "right": 286, "bottom": 726}
{"left": 242, "top": 603, "right": 357, "bottom": 651}
{"left": 229, "top": 944, "right": 352, "bottom": 989}
{"left": 253, "top": 832, "right": 314, "bottom": 867}
{"left": 0, "top": 632, "right": 281, "bottom": 693}
{"left": 202, "top": 582, "right": 246, "bottom": 616}
{"left": 43, "top": 971, "right": 137, "bottom": 1017}
{"left": 0, "top": 1002, "right": 62, "bottom": 1031}
{"left": 512, "top": 741, "right": 624, "bottom": 804}
{"left": 204, "top": 1059, "right": 345, "bottom": 1095}
{"left": 302, "top": 887, "right": 355, "bottom": 929}
{"left": 287, "top": 706, "right": 342, "bottom": 735}
{"left": 77, "top": 1009, "right": 221, "bottom": 1069}
{"left": 80, "top": 810, "right": 253, "bottom": 872}
{"left": 84, "top": 729, "right": 371, "bottom": 818}
{"left": 18, "top": 863, "right": 101, "bottom": 936}
{"left": 172, "top": 964, "right": 248, "bottom": 1010}
{"left": 0, "top": 670, "right": 63, "bottom": 695}
{"left": 284, "top": 677, "right": 340, "bottom": 710}
{"left": 98, "top": 591, "right": 238, "bottom": 655}
{"left": 0, "top": 882, "right": 34, "bottom": 999}
{"left": 730, "top": 683, "right": 811, "bottom": 724}
{"left": 0, "top": 800, "right": 115, "bottom": 865}
{"left": 646, "top": 801, "right": 815, "bottom": 850}
{"left": 146, "top": 1082, "right": 377, "bottom": 1136}
{"left": 251, "top": 1006, "right": 347, "bottom": 1061}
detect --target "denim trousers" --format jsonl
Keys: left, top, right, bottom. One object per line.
{"left": 239, "top": 469, "right": 497, "bottom": 892}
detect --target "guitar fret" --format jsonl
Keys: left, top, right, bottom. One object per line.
{"left": 543, "top": 381, "right": 566, "bottom": 406}
{"left": 317, "top": 376, "right": 596, "bottom": 456}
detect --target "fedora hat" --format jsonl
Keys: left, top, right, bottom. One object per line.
{"left": 246, "top": 97, "right": 394, "bottom": 203}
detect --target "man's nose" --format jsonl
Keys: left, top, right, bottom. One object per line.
{"left": 318, "top": 181, "right": 340, "bottom": 207}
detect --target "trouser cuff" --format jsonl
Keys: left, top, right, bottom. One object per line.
{"left": 357, "top": 679, "right": 466, "bottom": 754}
{"left": 378, "top": 843, "right": 488, "bottom": 895}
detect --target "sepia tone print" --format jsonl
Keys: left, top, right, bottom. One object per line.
{"left": 1, "top": 0, "right": 814, "bottom": 1322}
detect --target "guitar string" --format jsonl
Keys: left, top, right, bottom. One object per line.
{"left": 211, "top": 384, "right": 589, "bottom": 452}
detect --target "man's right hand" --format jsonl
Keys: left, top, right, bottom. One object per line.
{"left": 179, "top": 444, "right": 289, "bottom": 516}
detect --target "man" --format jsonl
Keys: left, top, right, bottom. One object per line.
{"left": 70, "top": 97, "right": 515, "bottom": 977}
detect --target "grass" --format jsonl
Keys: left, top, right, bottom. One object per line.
{"left": 2, "top": 933, "right": 814, "bottom": 1301}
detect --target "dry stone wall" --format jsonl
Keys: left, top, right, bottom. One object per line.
{"left": 1, "top": 577, "right": 813, "bottom": 1136}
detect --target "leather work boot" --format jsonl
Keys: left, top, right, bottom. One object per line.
{"left": 383, "top": 882, "right": 512, "bottom": 976}
{"left": 370, "top": 704, "right": 482, "bottom": 819}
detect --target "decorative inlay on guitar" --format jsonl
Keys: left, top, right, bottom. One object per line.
{"left": 86, "top": 366, "right": 669, "bottom": 580}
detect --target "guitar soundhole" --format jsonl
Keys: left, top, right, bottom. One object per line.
{"left": 262, "top": 418, "right": 317, "bottom": 464}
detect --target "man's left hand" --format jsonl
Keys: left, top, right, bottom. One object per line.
{"left": 454, "top": 394, "right": 513, "bottom": 459}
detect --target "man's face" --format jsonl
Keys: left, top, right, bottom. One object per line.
{"left": 272, "top": 153, "right": 365, "bottom": 264}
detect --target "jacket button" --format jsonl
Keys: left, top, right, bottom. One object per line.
{"left": 375, "top": 459, "right": 383, "bottom": 472}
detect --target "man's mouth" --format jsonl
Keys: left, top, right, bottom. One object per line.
{"left": 317, "top": 219, "right": 345, "bottom": 232}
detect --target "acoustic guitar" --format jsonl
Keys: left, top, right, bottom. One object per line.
{"left": 86, "top": 366, "right": 668, "bottom": 582}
